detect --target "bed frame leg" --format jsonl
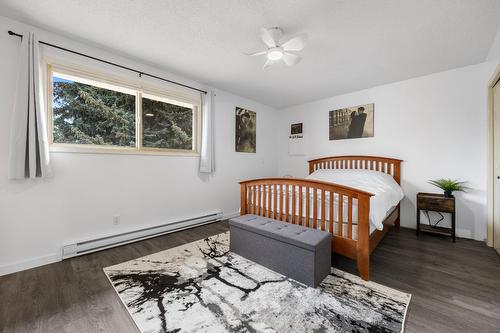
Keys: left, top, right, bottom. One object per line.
{"left": 394, "top": 204, "right": 401, "bottom": 228}
{"left": 357, "top": 249, "right": 370, "bottom": 281}
{"left": 357, "top": 194, "right": 371, "bottom": 281}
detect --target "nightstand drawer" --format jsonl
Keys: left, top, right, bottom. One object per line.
{"left": 418, "top": 196, "right": 454, "bottom": 212}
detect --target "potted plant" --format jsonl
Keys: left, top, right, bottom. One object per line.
{"left": 428, "top": 178, "right": 467, "bottom": 197}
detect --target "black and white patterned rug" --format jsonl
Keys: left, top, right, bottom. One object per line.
{"left": 103, "top": 232, "right": 411, "bottom": 333}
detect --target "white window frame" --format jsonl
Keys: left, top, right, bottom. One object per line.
{"left": 47, "top": 63, "right": 201, "bottom": 156}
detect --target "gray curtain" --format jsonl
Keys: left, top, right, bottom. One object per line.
{"left": 199, "top": 89, "right": 215, "bottom": 173}
{"left": 8, "top": 32, "right": 51, "bottom": 179}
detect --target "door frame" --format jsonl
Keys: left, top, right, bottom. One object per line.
{"left": 487, "top": 63, "right": 500, "bottom": 247}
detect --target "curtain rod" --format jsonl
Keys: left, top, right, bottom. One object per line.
{"left": 7, "top": 30, "right": 207, "bottom": 95}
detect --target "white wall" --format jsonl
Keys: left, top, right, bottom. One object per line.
{"left": 487, "top": 27, "right": 500, "bottom": 61}
{"left": 0, "top": 16, "right": 279, "bottom": 275}
{"left": 277, "top": 61, "right": 499, "bottom": 241}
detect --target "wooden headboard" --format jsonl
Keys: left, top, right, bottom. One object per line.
{"left": 308, "top": 155, "right": 402, "bottom": 184}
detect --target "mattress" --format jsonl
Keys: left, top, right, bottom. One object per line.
{"left": 306, "top": 169, "right": 404, "bottom": 229}
{"left": 327, "top": 206, "right": 397, "bottom": 240}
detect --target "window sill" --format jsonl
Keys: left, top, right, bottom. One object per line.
{"left": 49, "top": 144, "right": 200, "bottom": 157}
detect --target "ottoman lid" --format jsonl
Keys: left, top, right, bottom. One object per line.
{"left": 229, "top": 214, "right": 332, "bottom": 251}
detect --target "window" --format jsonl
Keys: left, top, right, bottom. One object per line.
{"left": 52, "top": 73, "right": 136, "bottom": 147}
{"left": 48, "top": 65, "right": 200, "bottom": 155}
{"left": 142, "top": 94, "right": 193, "bottom": 150}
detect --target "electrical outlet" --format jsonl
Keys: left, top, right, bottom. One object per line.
{"left": 113, "top": 215, "right": 120, "bottom": 225}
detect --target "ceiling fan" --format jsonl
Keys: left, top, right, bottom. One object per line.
{"left": 246, "top": 27, "right": 307, "bottom": 68}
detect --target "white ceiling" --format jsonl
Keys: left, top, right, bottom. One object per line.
{"left": 1, "top": 0, "right": 500, "bottom": 108}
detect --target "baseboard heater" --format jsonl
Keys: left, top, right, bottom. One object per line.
{"left": 62, "top": 212, "right": 223, "bottom": 259}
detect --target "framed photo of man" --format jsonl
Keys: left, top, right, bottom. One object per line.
{"left": 329, "top": 103, "right": 374, "bottom": 140}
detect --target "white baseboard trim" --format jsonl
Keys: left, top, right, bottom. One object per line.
{"left": 222, "top": 210, "right": 240, "bottom": 220}
{"left": 0, "top": 253, "right": 60, "bottom": 277}
{"left": 62, "top": 211, "right": 223, "bottom": 259}
{"left": 0, "top": 210, "right": 237, "bottom": 276}
{"left": 455, "top": 228, "right": 473, "bottom": 239}
{"left": 400, "top": 224, "right": 484, "bottom": 241}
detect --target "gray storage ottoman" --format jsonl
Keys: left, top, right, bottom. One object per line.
{"left": 229, "top": 214, "right": 332, "bottom": 287}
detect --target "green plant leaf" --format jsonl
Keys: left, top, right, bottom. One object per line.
{"left": 428, "top": 178, "right": 468, "bottom": 193}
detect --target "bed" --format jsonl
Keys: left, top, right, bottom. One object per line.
{"left": 239, "top": 155, "right": 403, "bottom": 281}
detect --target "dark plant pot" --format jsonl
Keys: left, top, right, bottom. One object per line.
{"left": 444, "top": 190, "right": 453, "bottom": 198}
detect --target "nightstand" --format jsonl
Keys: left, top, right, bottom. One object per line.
{"left": 416, "top": 192, "right": 456, "bottom": 242}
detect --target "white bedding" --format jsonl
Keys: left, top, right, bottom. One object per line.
{"left": 252, "top": 169, "right": 403, "bottom": 237}
{"left": 306, "top": 169, "right": 404, "bottom": 230}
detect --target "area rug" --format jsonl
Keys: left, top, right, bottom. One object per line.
{"left": 103, "top": 232, "right": 411, "bottom": 333}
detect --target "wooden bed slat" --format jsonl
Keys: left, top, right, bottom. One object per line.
{"left": 262, "top": 185, "right": 267, "bottom": 217}
{"left": 285, "top": 184, "right": 290, "bottom": 222}
{"left": 329, "top": 191, "right": 334, "bottom": 234}
{"left": 299, "top": 186, "right": 303, "bottom": 226}
{"left": 250, "top": 185, "right": 253, "bottom": 214}
{"left": 321, "top": 190, "right": 326, "bottom": 231}
{"left": 257, "top": 185, "right": 261, "bottom": 216}
{"left": 273, "top": 184, "right": 277, "bottom": 219}
{"left": 348, "top": 197, "right": 353, "bottom": 239}
{"left": 305, "top": 187, "right": 310, "bottom": 228}
{"left": 267, "top": 185, "right": 272, "bottom": 217}
{"left": 279, "top": 185, "right": 283, "bottom": 220}
{"left": 338, "top": 194, "right": 343, "bottom": 238}
{"left": 313, "top": 188, "right": 318, "bottom": 229}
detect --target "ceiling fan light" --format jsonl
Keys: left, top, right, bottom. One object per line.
{"left": 267, "top": 47, "right": 283, "bottom": 61}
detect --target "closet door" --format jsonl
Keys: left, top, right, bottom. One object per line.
{"left": 493, "top": 80, "right": 500, "bottom": 254}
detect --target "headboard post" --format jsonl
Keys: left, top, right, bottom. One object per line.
{"left": 308, "top": 163, "right": 314, "bottom": 175}
{"left": 240, "top": 183, "right": 247, "bottom": 215}
{"left": 393, "top": 161, "right": 401, "bottom": 185}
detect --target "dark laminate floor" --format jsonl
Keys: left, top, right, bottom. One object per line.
{"left": 0, "top": 222, "right": 499, "bottom": 333}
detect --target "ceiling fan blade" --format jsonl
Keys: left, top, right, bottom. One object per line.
{"left": 263, "top": 58, "right": 273, "bottom": 69}
{"left": 245, "top": 50, "right": 267, "bottom": 56}
{"left": 260, "top": 27, "right": 277, "bottom": 48}
{"left": 282, "top": 52, "right": 302, "bottom": 66}
{"left": 281, "top": 34, "right": 307, "bottom": 51}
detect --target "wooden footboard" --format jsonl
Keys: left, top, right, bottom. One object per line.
{"left": 239, "top": 178, "right": 374, "bottom": 280}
